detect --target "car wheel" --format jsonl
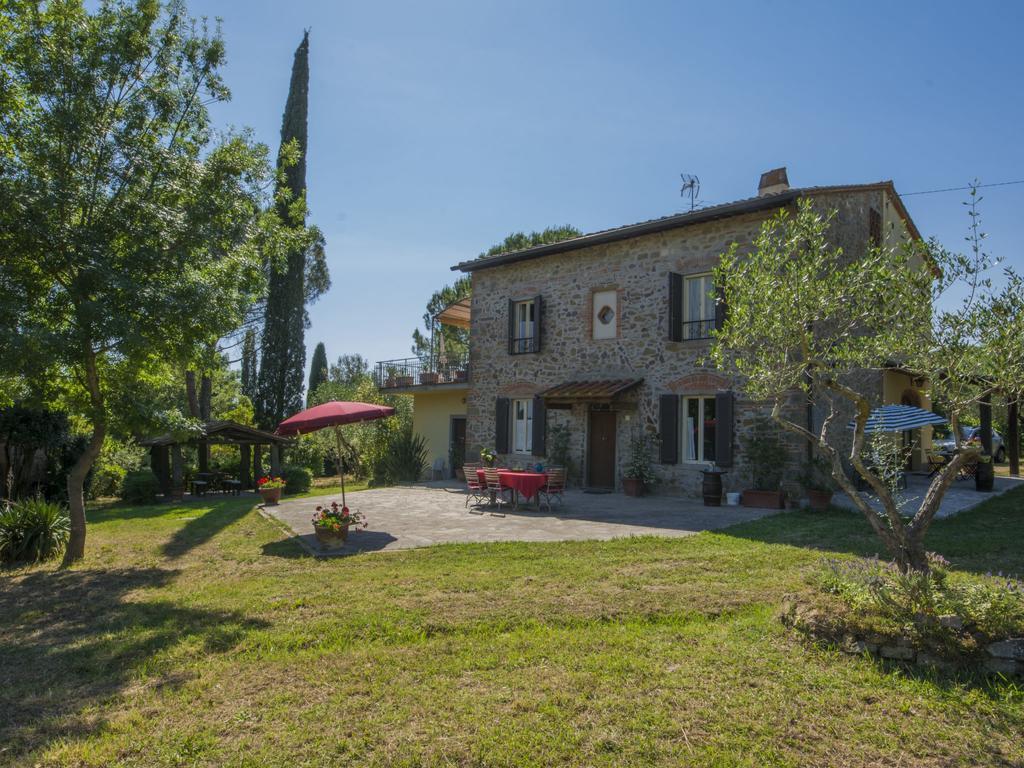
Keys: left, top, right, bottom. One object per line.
{"left": 995, "top": 447, "right": 1006, "bottom": 463}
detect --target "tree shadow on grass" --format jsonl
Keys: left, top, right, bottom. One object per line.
{"left": 0, "top": 567, "right": 268, "bottom": 760}
{"left": 723, "top": 485, "right": 1024, "bottom": 577}
{"left": 160, "top": 498, "right": 256, "bottom": 559}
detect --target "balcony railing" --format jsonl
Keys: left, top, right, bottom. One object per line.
{"left": 375, "top": 355, "right": 470, "bottom": 389}
{"left": 681, "top": 318, "right": 715, "bottom": 340}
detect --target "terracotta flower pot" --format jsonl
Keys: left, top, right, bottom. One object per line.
{"left": 419, "top": 372, "right": 440, "bottom": 385}
{"left": 622, "top": 477, "right": 645, "bottom": 497}
{"left": 806, "top": 489, "right": 833, "bottom": 511}
{"left": 741, "top": 489, "right": 785, "bottom": 509}
{"left": 314, "top": 523, "right": 349, "bottom": 549}
{"left": 453, "top": 369, "right": 468, "bottom": 383}
{"left": 259, "top": 487, "right": 282, "bottom": 505}
{"left": 396, "top": 375, "right": 414, "bottom": 387}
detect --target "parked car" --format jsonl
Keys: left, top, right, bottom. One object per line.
{"left": 933, "top": 425, "right": 1006, "bottom": 463}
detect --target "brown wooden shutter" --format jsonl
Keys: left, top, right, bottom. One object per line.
{"left": 714, "top": 390, "right": 734, "bottom": 467}
{"left": 714, "top": 282, "right": 727, "bottom": 331}
{"left": 531, "top": 395, "right": 546, "bottom": 457}
{"left": 668, "top": 273, "right": 683, "bottom": 341}
{"left": 532, "top": 295, "right": 542, "bottom": 353}
{"left": 495, "top": 397, "right": 510, "bottom": 453}
{"left": 869, "top": 208, "right": 882, "bottom": 246}
{"left": 659, "top": 394, "right": 679, "bottom": 464}
{"left": 507, "top": 299, "right": 515, "bottom": 354}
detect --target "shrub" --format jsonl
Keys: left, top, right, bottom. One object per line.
{"left": 373, "top": 428, "right": 428, "bottom": 485}
{"left": 283, "top": 465, "right": 312, "bottom": 494}
{"left": 742, "top": 418, "right": 789, "bottom": 490}
{"left": 89, "top": 438, "right": 145, "bottom": 499}
{"left": 819, "top": 555, "right": 1024, "bottom": 652}
{"left": 0, "top": 498, "right": 70, "bottom": 565}
{"left": 122, "top": 469, "right": 161, "bottom": 504}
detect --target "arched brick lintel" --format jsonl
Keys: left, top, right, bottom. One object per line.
{"left": 666, "top": 373, "right": 731, "bottom": 394}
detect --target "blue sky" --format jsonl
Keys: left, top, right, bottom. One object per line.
{"left": 191, "top": 0, "right": 1024, "bottom": 372}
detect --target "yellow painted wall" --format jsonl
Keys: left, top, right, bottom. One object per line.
{"left": 412, "top": 389, "right": 467, "bottom": 476}
{"left": 882, "top": 369, "right": 933, "bottom": 470}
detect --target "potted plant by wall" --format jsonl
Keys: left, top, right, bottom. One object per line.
{"left": 311, "top": 501, "right": 367, "bottom": 549}
{"left": 623, "top": 433, "right": 657, "bottom": 497}
{"left": 257, "top": 475, "right": 285, "bottom": 505}
{"left": 740, "top": 418, "right": 788, "bottom": 509}
{"left": 480, "top": 447, "right": 497, "bottom": 467}
{"left": 802, "top": 455, "right": 836, "bottom": 511}
{"left": 450, "top": 442, "right": 466, "bottom": 480}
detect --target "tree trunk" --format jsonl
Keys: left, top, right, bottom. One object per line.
{"left": 62, "top": 349, "right": 105, "bottom": 566}
{"left": 186, "top": 371, "right": 200, "bottom": 418}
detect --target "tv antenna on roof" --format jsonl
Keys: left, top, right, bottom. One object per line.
{"left": 680, "top": 173, "right": 700, "bottom": 211}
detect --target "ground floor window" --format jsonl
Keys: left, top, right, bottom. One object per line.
{"left": 682, "top": 395, "right": 716, "bottom": 463}
{"left": 512, "top": 398, "right": 533, "bottom": 453}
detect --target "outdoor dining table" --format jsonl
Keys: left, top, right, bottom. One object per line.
{"left": 475, "top": 469, "right": 548, "bottom": 508}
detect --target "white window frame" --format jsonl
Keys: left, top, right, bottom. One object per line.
{"left": 512, "top": 398, "right": 533, "bottom": 454}
{"left": 682, "top": 273, "right": 715, "bottom": 340}
{"left": 513, "top": 299, "right": 535, "bottom": 353}
{"left": 680, "top": 395, "right": 716, "bottom": 464}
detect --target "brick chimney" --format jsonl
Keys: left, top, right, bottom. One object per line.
{"left": 758, "top": 167, "right": 790, "bottom": 197}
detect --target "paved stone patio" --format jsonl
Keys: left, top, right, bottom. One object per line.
{"left": 832, "top": 473, "right": 1022, "bottom": 519}
{"left": 260, "top": 485, "right": 782, "bottom": 557}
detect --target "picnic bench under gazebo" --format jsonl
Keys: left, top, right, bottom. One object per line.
{"left": 140, "top": 420, "right": 292, "bottom": 500}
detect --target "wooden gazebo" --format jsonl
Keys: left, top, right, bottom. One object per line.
{"left": 140, "top": 420, "right": 292, "bottom": 499}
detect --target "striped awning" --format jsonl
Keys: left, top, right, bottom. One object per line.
{"left": 847, "top": 404, "right": 947, "bottom": 434}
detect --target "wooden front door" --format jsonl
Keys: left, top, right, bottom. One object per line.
{"left": 587, "top": 410, "right": 617, "bottom": 489}
{"left": 450, "top": 416, "right": 467, "bottom": 478}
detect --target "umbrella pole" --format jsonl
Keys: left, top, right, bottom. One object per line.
{"left": 334, "top": 425, "right": 347, "bottom": 508}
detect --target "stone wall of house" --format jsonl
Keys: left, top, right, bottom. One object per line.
{"left": 464, "top": 188, "right": 897, "bottom": 497}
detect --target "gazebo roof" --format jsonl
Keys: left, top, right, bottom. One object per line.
{"left": 139, "top": 420, "right": 292, "bottom": 447}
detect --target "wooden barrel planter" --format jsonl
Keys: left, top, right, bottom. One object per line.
{"left": 701, "top": 469, "right": 725, "bottom": 507}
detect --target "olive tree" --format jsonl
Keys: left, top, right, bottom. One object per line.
{"left": 0, "top": 0, "right": 302, "bottom": 563}
{"left": 710, "top": 198, "right": 994, "bottom": 572}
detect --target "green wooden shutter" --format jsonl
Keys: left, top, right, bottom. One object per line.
{"left": 659, "top": 394, "right": 679, "bottom": 464}
{"left": 714, "top": 390, "right": 734, "bottom": 467}
{"left": 668, "top": 273, "right": 683, "bottom": 341}
{"left": 531, "top": 395, "right": 546, "bottom": 457}
{"left": 495, "top": 397, "right": 510, "bottom": 453}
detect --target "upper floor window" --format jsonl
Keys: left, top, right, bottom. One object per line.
{"left": 683, "top": 274, "right": 716, "bottom": 340}
{"left": 508, "top": 296, "right": 542, "bottom": 354}
{"left": 512, "top": 398, "right": 533, "bottom": 453}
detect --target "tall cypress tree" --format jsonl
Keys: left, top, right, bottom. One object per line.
{"left": 257, "top": 31, "right": 310, "bottom": 429}
{"left": 241, "top": 329, "right": 258, "bottom": 402}
{"left": 307, "top": 341, "right": 328, "bottom": 404}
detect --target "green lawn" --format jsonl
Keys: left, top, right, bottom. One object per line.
{"left": 2, "top": 489, "right": 1022, "bottom": 767}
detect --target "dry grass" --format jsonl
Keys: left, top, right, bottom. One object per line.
{"left": 1, "top": 488, "right": 1023, "bottom": 766}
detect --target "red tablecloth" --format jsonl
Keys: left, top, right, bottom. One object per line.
{"left": 475, "top": 469, "right": 548, "bottom": 501}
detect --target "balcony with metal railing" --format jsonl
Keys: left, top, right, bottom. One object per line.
{"left": 375, "top": 354, "right": 470, "bottom": 392}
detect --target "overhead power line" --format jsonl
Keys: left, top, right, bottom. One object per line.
{"left": 901, "top": 179, "right": 1024, "bottom": 196}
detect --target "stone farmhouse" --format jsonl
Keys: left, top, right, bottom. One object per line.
{"left": 377, "top": 168, "right": 933, "bottom": 496}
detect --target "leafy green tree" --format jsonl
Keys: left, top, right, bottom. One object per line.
{"left": 307, "top": 342, "right": 328, "bottom": 404}
{"left": 411, "top": 226, "right": 582, "bottom": 359}
{"left": 241, "top": 329, "right": 258, "bottom": 403}
{"left": 257, "top": 31, "right": 326, "bottom": 428}
{"left": 329, "top": 354, "right": 371, "bottom": 387}
{"left": 710, "top": 198, "right": 995, "bottom": 572}
{"left": 0, "top": 0, "right": 291, "bottom": 563}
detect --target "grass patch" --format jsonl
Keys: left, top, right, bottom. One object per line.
{"left": 1, "top": 488, "right": 1022, "bottom": 766}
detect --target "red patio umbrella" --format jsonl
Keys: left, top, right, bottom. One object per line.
{"left": 276, "top": 401, "right": 396, "bottom": 506}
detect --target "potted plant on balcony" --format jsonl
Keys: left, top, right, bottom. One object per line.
{"left": 740, "top": 418, "right": 788, "bottom": 509}
{"left": 396, "top": 374, "right": 414, "bottom": 387}
{"left": 311, "top": 501, "right": 367, "bottom": 549}
{"left": 257, "top": 475, "right": 285, "bottom": 505}
{"left": 622, "top": 433, "right": 657, "bottom": 497}
{"left": 419, "top": 371, "right": 440, "bottom": 385}
{"left": 452, "top": 368, "right": 468, "bottom": 383}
